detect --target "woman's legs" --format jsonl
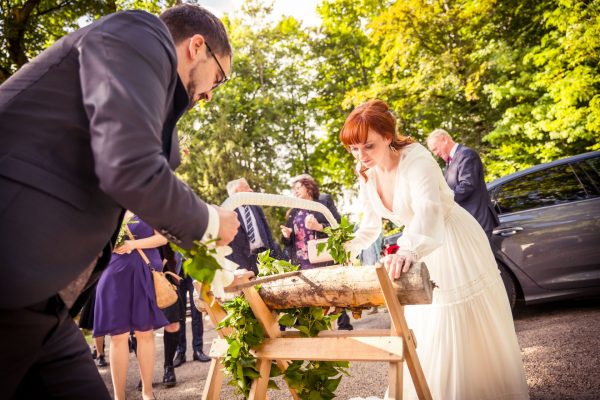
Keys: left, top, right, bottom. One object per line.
{"left": 135, "top": 330, "right": 155, "bottom": 400}
{"left": 108, "top": 332, "right": 129, "bottom": 400}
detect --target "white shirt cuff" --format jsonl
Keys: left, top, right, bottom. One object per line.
{"left": 201, "top": 205, "right": 220, "bottom": 242}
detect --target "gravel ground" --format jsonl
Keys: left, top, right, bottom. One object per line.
{"left": 97, "top": 299, "right": 600, "bottom": 399}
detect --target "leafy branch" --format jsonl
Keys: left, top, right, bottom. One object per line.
{"left": 317, "top": 215, "right": 355, "bottom": 265}
{"left": 171, "top": 239, "right": 221, "bottom": 284}
{"left": 256, "top": 249, "right": 299, "bottom": 277}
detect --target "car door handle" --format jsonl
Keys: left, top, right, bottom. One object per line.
{"left": 493, "top": 227, "right": 524, "bottom": 237}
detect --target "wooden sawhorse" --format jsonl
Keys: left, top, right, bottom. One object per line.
{"left": 198, "top": 266, "right": 432, "bottom": 400}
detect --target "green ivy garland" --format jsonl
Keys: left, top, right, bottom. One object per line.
{"left": 217, "top": 251, "right": 350, "bottom": 399}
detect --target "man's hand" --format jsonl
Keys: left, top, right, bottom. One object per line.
{"left": 382, "top": 250, "right": 413, "bottom": 280}
{"left": 215, "top": 206, "right": 240, "bottom": 245}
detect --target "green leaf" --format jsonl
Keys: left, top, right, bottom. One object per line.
{"left": 228, "top": 340, "right": 241, "bottom": 358}
{"left": 310, "top": 307, "right": 324, "bottom": 319}
{"left": 278, "top": 313, "right": 297, "bottom": 327}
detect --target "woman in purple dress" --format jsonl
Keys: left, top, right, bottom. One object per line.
{"left": 94, "top": 212, "right": 168, "bottom": 400}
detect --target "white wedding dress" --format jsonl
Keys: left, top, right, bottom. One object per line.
{"left": 348, "top": 143, "right": 529, "bottom": 400}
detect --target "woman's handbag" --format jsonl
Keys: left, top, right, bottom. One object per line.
{"left": 125, "top": 226, "right": 180, "bottom": 309}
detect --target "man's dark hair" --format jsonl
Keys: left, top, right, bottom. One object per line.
{"left": 160, "top": 3, "right": 232, "bottom": 57}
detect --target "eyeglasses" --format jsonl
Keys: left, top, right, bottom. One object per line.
{"left": 205, "top": 42, "right": 230, "bottom": 91}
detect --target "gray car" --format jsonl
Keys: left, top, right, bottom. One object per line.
{"left": 488, "top": 151, "right": 600, "bottom": 309}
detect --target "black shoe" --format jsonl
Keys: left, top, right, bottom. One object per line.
{"left": 137, "top": 379, "right": 142, "bottom": 391}
{"left": 192, "top": 349, "right": 211, "bottom": 362}
{"left": 172, "top": 351, "right": 186, "bottom": 368}
{"left": 96, "top": 355, "right": 108, "bottom": 367}
{"left": 338, "top": 323, "right": 354, "bottom": 331}
{"left": 163, "top": 366, "right": 176, "bottom": 388}
{"left": 91, "top": 347, "right": 97, "bottom": 359}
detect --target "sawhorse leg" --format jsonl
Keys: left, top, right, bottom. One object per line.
{"left": 376, "top": 266, "right": 432, "bottom": 400}
{"left": 244, "top": 286, "right": 300, "bottom": 400}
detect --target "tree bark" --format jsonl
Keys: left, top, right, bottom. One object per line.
{"left": 257, "top": 262, "right": 434, "bottom": 309}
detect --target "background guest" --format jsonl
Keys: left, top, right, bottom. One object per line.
{"left": 79, "top": 290, "right": 108, "bottom": 367}
{"left": 172, "top": 252, "right": 211, "bottom": 368}
{"left": 157, "top": 244, "right": 187, "bottom": 388}
{"left": 280, "top": 176, "right": 336, "bottom": 269}
{"left": 427, "top": 129, "right": 500, "bottom": 238}
{"left": 94, "top": 214, "right": 169, "bottom": 400}
{"left": 226, "top": 178, "right": 282, "bottom": 275}
{"left": 281, "top": 175, "right": 353, "bottom": 330}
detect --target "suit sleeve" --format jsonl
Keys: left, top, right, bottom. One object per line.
{"left": 257, "top": 208, "right": 282, "bottom": 258}
{"left": 452, "top": 149, "right": 482, "bottom": 204}
{"left": 79, "top": 12, "right": 209, "bottom": 249}
{"left": 324, "top": 194, "right": 342, "bottom": 223}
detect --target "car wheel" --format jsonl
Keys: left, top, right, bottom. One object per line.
{"left": 498, "top": 262, "right": 517, "bottom": 310}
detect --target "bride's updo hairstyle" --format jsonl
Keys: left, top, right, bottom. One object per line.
{"left": 340, "top": 99, "right": 414, "bottom": 180}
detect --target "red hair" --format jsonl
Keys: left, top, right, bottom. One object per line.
{"left": 340, "top": 99, "right": 414, "bottom": 180}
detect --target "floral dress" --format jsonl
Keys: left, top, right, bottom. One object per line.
{"left": 292, "top": 209, "right": 319, "bottom": 269}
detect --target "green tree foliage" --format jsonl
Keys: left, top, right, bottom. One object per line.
{"left": 0, "top": 0, "right": 178, "bottom": 84}
{"left": 484, "top": 0, "right": 600, "bottom": 177}
{"left": 340, "top": 0, "right": 599, "bottom": 179}
{"left": 308, "top": 0, "right": 385, "bottom": 194}
{"left": 2, "top": 0, "right": 598, "bottom": 197}
{"left": 175, "top": 0, "right": 323, "bottom": 229}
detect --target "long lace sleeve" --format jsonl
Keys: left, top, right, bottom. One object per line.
{"left": 347, "top": 178, "right": 382, "bottom": 260}
{"left": 396, "top": 153, "right": 445, "bottom": 260}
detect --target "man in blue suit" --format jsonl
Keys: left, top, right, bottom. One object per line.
{"left": 427, "top": 129, "right": 500, "bottom": 238}
{"left": 226, "top": 178, "right": 282, "bottom": 275}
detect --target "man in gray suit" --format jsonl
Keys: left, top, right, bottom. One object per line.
{"left": 0, "top": 4, "right": 239, "bottom": 398}
{"left": 427, "top": 129, "right": 500, "bottom": 238}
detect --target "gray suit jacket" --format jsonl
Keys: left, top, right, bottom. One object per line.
{"left": 444, "top": 144, "right": 500, "bottom": 236}
{"left": 0, "top": 11, "right": 210, "bottom": 309}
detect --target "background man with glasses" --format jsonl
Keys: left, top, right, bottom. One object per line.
{"left": 0, "top": 4, "right": 238, "bottom": 398}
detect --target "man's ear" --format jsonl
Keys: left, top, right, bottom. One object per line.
{"left": 188, "top": 34, "right": 206, "bottom": 60}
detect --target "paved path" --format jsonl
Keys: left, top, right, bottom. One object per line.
{"left": 97, "top": 299, "right": 600, "bottom": 399}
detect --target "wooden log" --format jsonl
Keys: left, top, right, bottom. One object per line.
{"left": 257, "top": 262, "right": 434, "bottom": 309}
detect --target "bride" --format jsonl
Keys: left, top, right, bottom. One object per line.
{"left": 341, "top": 100, "right": 529, "bottom": 399}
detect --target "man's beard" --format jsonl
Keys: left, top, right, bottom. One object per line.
{"left": 187, "top": 64, "right": 199, "bottom": 108}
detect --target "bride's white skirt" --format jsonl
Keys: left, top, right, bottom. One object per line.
{"left": 402, "top": 205, "right": 529, "bottom": 399}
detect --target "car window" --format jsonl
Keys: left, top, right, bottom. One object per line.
{"left": 573, "top": 155, "right": 600, "bottom": 195}
{"left": 493, "top": 164, "right": 588, "bottom": 214}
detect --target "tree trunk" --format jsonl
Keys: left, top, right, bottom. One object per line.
{"left": 258, "top": 263, "right": 434, "bottom": 309}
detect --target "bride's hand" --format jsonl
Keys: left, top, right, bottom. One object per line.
{"left": 382, "top": 251, "right": 413, "bottom": 280}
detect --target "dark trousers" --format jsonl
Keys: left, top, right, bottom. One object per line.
{"left": 0, "top": 296, "right": 110, "bottom": 399}
{"left": 176, "top": 276, "right": 203, "bottom": 353}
